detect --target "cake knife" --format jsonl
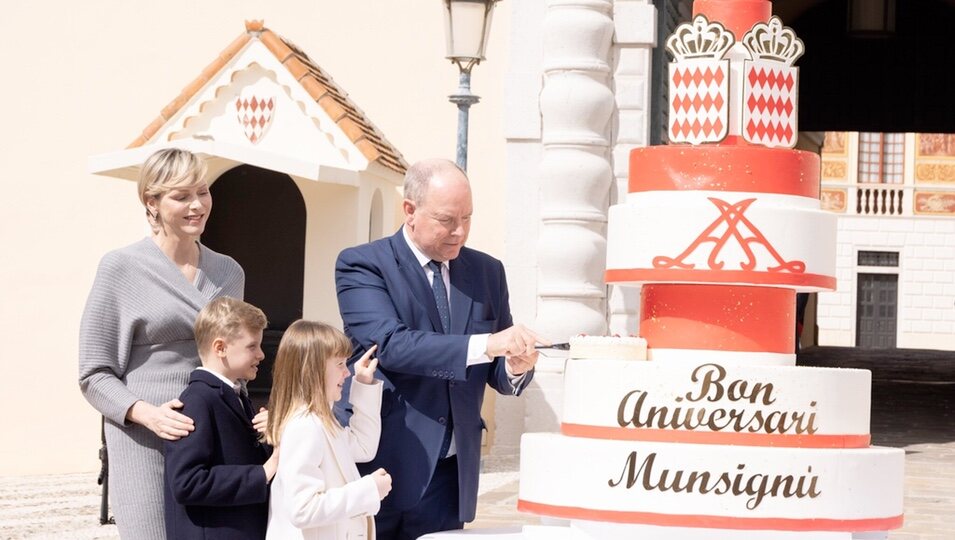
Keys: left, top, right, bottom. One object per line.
{"left": 535, "top": 342, "right": 570, "bottom": 358}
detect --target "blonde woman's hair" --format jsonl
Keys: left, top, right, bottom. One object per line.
{"left": 266, "top": 320, "right": 353, "bottom": 445}
{"left": 194, "top": 296, "right": 268, "bottom": 353}
{"left": 137, "top": 148, "right": 207, "bottom": 228}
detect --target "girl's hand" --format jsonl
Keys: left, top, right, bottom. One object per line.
{"left": 128, "top": 399, "right": 195, "bottom": 441}
{"left": 370, "top": 468, "right": 392, "bottom": 500}
{"left": 252, "top": 407, "right": 269, "bottom": 434}
{"left": 354, "top": 344, "right": 379, "bottom": 385}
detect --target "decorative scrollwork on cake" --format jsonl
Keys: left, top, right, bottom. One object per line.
{"left": 741, "top": 16, "right": 804, "bottom": 66}
{"left": 665, "top": 15, "right": 735, "bottom": 61}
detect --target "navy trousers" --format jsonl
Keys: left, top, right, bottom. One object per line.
{"left": 374, "top": 456, "right": 463, "bottom": 540}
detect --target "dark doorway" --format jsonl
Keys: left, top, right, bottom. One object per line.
{"left": 203, "top": 165, "right": 306, "bottom": 406}
{"left": 783, "top": 0, "right": 955, "bottom": 133}
{"left": 856, "top": 273, "right": 898, "bottom": 348}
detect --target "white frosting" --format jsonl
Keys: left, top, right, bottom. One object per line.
{"left": 520, "top": 433, "right": 904, "bottom": 524}
{"left": 562, "top": 359, "right": 871, "bottom": 439}
{"left": 522, "top": 521, "right": 855, "bottom": 540}
{"left": 606, "top": 190, "right": 837, "bottom": 291}
{"left": 648, "top": 348, "right": 796, "bottom": 367}
{"left": 569, "top": 336, "right": 648, "bottom": 361}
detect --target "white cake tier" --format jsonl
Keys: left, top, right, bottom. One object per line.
{"left": 521, "top": 521, "right": 879, "bottom": 540}
{"left": 562, "top": 359, "right": 870, "bottom": 448}
{"left": 519, "top": 433, "right": 904, "bottom": 531}
{"left": 649, "top": 348, "right": 796, "bottom": 367}
{"left": 606, "top": 191, "right": 837, "bottom": 291}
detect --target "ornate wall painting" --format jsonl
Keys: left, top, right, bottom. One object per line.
{"left": 914, "top": 191, "right": 955, "bottom": 215}
{"left": 821, "top": 188, "right": 847, "bottom": 213}
{"left": 822, "top": 132, "right": 848, "bottom": 156}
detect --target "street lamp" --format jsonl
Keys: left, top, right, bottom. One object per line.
{"left": 442, "top": 0, "right": 500, "bottom": 171}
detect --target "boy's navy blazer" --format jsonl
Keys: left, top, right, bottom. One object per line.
{"left": 335, "top": 228, "right": 535, "bottom": 522}
{"left": 164, "top": 369, "right": 271, "bottom": 540}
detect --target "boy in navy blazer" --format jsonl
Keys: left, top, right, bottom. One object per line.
{"left": 164, "top": 296, "right": 278, "bottom": 540}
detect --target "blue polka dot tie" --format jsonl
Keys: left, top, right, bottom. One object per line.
{"left": 428, "top": 260, "right": 451, "bottom": 334}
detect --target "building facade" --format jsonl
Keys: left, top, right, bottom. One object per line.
{"left": 817, "top": 132, "right": 955, "bottom": 350}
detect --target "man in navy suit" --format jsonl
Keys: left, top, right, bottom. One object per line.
{"left": 336, "top": 158, "right": 545, "bottom": 540}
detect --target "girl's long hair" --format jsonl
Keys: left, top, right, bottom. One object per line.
{"left": 266, "top": 320, "right": 353, "bottom": 445}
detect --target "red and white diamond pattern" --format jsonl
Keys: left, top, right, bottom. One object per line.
{"left": 235, "top": 95, "right": 275, "bottom": 144}
{"left": 668, "top": 59, "right": 729, "bottom": 145}
{"left": 742, "top": 60, "right": 798, "bottom": 148}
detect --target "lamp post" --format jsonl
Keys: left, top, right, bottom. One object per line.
{"left": 442, "top": 0, "right": 500, "bottom": 171}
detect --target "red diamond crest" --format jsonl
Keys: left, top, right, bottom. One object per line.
{"left": 235, "top": 91, "right": 276, "bottom": 144}
{"left": 741, "top": 59, "right": 798, "bottom": 148}
{"left": 668, "top": 58, "right": 730, "bottom": 144}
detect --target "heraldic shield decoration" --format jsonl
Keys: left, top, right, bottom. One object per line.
{"left": 741, "top": 17, "right": 804, "bottom": 148}
{"left": 235, "top": 89, "right": 275, "bottom": 144}
{"left": 666, "top": 15, "right": 733, "bottom": 144}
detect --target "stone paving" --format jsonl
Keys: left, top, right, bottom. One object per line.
{"left": 1, "top": 347, "right": 952, "bottom": 539}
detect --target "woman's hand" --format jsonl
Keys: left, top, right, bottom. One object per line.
{"left": 127, "top": 399, "right": 194, "bottom": 441}
{"left": 354, "top": 344, "right": 379, "bottom": 385}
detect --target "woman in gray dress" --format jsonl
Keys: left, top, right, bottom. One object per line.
{"left": 79, "top": 148, "right": 245, "bottom": 539}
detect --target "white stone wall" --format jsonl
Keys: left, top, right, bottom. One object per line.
{"left": 817, "top": 215, "right": 955, "bottom": 350}
{"left": 497, "top": 0, "right": 547, "bottom": 457}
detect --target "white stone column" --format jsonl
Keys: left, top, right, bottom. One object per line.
{"left": 607, "top": 0, "right": 657, "bottom": 335}
{"left": 530, "top": 0, "right": 615, "bottom": 433}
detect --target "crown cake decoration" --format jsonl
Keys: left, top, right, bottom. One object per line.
{"left": 667, "top": 14, "right": 804, "bottom": 148}
{"left": 665, "top": 14, "right": 735, "bottom": 61}
{"left": 742, "top": 16, "right": 805, "bottom": 65}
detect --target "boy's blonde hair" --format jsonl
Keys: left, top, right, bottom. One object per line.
{"left": 194, "top": 296, "right": 268, "bottom": 354}
{"left": 266, "top": 320, "right": 352, "bottom": 444}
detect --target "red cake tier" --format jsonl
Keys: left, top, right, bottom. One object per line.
{"left": 693, "top": 0, "right": 771, "bottom": 39}
{"left": 628, "top": 145, "right": 820, "bottom": 199}
{"left": 640, "top": 284, "right": 795, "bottom": 354}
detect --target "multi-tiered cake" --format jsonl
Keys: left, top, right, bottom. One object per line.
{"left": 517, "top": 2, "right": 905, "bottom": 539}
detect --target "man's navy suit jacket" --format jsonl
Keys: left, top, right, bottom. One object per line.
{"left": 163, "top": 369, "right": 271, "bottom": 540}
{"left": 335, "top": 229, "right": 534, "bottom": 522}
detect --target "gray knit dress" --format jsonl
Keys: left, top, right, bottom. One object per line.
{"left": 79, "top": 238, "right": 244, "bottom": 540}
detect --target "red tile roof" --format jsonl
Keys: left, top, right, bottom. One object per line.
{"left": 128, "top": 20, "right": 407, "bottom": 175}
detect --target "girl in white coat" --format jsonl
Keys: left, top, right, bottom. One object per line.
{"left": 266, "top": 321, "right": 391, "bottom": 540}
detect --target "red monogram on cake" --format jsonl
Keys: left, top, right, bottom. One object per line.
{"left": 665, "top": 15, "right": 733, "bottom": 144}
{"left": 652, "top": 197, "right": 806, "bottom": 273}
{"left": 235, "top": 92, "right": 275, "bottom": 144}
{"left": 740, "top": 17, "right": 804, "bottom": 148}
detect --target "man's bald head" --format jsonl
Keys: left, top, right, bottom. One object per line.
{"left": 403, "top": 159, "right": 468, "bottom": 207}
{"left": 402, "top": 158, "right": 473, "bottom": 262}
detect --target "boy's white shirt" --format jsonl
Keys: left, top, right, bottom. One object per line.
{"left": 196, "top": 366, "right": 240, "bottom": 393}
{"left": 266, "top": 379, "right": 383, "bottom": 540}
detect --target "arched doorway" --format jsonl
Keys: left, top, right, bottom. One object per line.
{"left": 203, "top": 165, "right": 306, "bottom": 406}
